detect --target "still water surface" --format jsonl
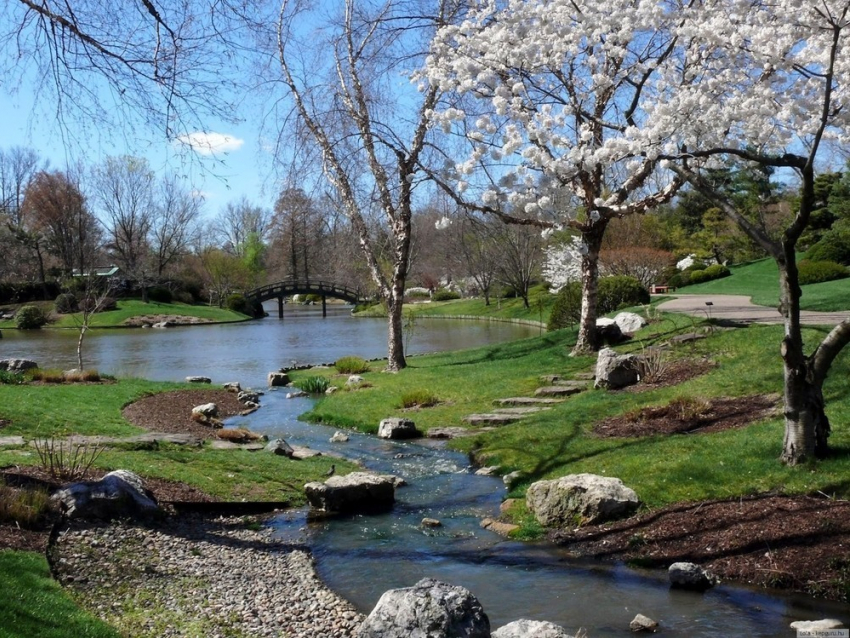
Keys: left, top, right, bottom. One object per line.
{"left": 2, "top": 305, "right": 848, "bottom": 634}
{"left": 0, "top": 304, "right": 537, "bottom": 385}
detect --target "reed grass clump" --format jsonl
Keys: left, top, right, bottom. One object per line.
{"left": 298, "top": 376, "right": 331, "bottom": 394}
{"left": 398, "top": 389, "right": 440, "bottom": 409}
{"left": 334, "top": 356, "right": 370, "bottom": 374}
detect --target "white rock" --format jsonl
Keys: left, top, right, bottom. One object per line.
{"left": 192, "top": 403, "right": 218, "bottom": 418}
{"left": 492, "top": 619, "right": 574, "bottom": 638}
{"left": 790, "top": 619, "right": 846, "bottom": 631}
{"left": 526, "top": 473, "right": 640, "bottom": 526}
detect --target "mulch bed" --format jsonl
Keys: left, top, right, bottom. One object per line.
{"left": 552, "top": 494, "right": 850, "bottom": 601}
{"left": 121, "top": 389, "right": 248, "bottom": 438}
{"left": 594, "top": 393, "right": 781, "bottom": 438}
{"left": 622, "top": 357, "right": 716, "bottom": 392}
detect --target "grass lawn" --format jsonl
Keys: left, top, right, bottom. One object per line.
{"left": 0, "top": 378, "right": 348, "bottom": 503}
{"left": 0, "top": 299, "right": 249, "bottom": 330}
{"left": 356, "top": 284, "right": 555, "bottom": 324}
{"left": 0, "top": 551, "right": 120, "bottom": 638}
{"left": 680, "top": 257, "right": 850, "bottom": 311}
{"left": 295, "top": 312, "right": 850, "bottom": 526}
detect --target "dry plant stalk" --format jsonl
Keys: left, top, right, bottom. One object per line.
{"left": 637, "top": 347, "right": 670, "bottom": 384}
{"left": 33, "top": 438, "right": 103, "bottom": 481}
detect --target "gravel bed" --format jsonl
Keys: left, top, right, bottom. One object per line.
{"left": 52, "top": 515, "right": 365, "bottom": 637}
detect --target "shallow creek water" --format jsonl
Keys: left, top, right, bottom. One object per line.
{"left": 235, "top": 392, "right": 850, "bottom": 637}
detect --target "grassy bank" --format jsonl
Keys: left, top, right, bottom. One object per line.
{"left": 0, "top": 299, "right": 249, "bottom": 330}
{"left": 0, "top": 551, "right": 120, "bottom": 638}
{"left": 355, "top": 284, "right": 555, "bottom": 325}
{"left": 680, "top": 257, "right": 850, "bottom": 311}
{"left": 0, "top": 378, "right": 346, "bottom": 502}
{"left": 294, "top": 313, "right": 850, "bottom": 524}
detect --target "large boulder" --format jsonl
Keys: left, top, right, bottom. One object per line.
{"left": 305, "top": 472, "right": 396, "bottom": 514}
{"left": 51, "top": 470, "right": 159, "bottom": 519}
{"left": 526, "top": 473, "right": 640, "bottom": 527}
{"left": 0, "top": 358, "right": 38, "bottom": 372}
{"left": 594, "top": 348, "right": 640, "bottom": 389}
{"left": 356, "top": 578, "right": 490, "bottom": 638}
{"left": 613, "top": 312, "right": 647, "bottom": 334}
{"left": 192, "top": 403, "right": 219, "bottom": 419}
{"left": 268, "top": 371, "right": 290, "bottom": 387}
{"left": 264, "top": 438, "right": 295, "bottom": 457}
{"left": 377, "top": 417, "right": 421, "bottom": 440}
{"left": 668, "top": 562, "right": 718, "bottom": 591}
{"left": 595, "top": 320, "right": 626, "bottom": 345}
{"left": 492, "top": 619, "right": 574, "bottom": 638}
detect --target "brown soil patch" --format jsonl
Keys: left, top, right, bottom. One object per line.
{"left": 552, "top": 494, "right": 850, "bottom": 601}
{"left": 122, "top": 389, "right": 248, "bottom": 438}
{"left": 0, "top": 465, "right": 218, "bottom": 552}
{"left": 594, "top": 393, "right": 780, "bottom": 438}
{"left": 623, "top": 357, "right": 716, "bottom": 392}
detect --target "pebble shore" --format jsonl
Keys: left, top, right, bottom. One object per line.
{"left": 52, "top": 515, "right": 365, "bottom": 637}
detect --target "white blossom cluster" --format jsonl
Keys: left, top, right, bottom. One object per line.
{"left": 542, "top": 236, "right": 585, "bottom": 292}
{"left": 423, "top": 0, "right": 850, "bottom": 224}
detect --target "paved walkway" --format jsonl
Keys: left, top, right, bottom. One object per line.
{"left": 657, "top": 294, "right": 850, "bottom": 326}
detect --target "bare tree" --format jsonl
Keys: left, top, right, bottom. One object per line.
{"left": 150, "top": 175, "right": 202, "bottom": 277}
{"left": 2, "top": 2, "right": 238, "bottom": 149}
{"left": 272, "top": 0, "right": 461, "bottom": 371}
{"left": 492, "top": 221, "right": 543, "bottom": 310}
{"left": 73, "top": 273, "right": 117, "bottom": 370}
{"left": 214, "top": 197, "right": 271, "bottom": 257}
{"left": 90, "top": 155, "right": 154, "bottom": 280}
{"left": 21, "top": 170, "right": 101, "bottom": 275}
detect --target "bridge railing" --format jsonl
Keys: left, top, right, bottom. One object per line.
{"left": 247, "top": 278, "right": 367, "bottom": 303}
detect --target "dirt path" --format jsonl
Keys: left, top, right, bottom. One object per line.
{"left": 657, "top": 293, "right": 850, "bottom": 325}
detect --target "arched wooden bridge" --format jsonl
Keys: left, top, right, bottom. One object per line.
{"left": 247, "top": 278, "right": 368, "bottom": 318}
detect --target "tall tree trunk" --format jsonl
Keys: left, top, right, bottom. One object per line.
{"left": 77, "top": 325, "right": 87, "bottom": 370}
{"left": 778, "top": 257, "right": 831, "bottom": 463}
{"left": 386, "top": 292, "right": 406, "bottom": 372}
{"left": 572, "top": 220, "right": 608, "bottom": 355}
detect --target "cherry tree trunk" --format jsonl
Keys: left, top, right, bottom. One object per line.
{"left": 572, "top": 221, "right": 608, "bottom": 356}
{"left": 777, "top": 259, "right": 830, "bottom": 464}
{"left": 385, "top": 294, "right": 407, "bottom": 372}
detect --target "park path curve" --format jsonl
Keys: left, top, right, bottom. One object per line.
{"left": 657, "top": 294, "right": 850, "bottom": 325}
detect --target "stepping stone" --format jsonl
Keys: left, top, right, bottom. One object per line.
{"left": 428, "top": 427, "right": 475, "bottom": 439}
{"left": 572, "top": 372, "right": 596, "bottom": 381}
{"left": 495, "top": 397, "right": 564, "bottom": 406}
{"left": 208, "top": 440, "right": 266, "bottom": 451}
{"left": 291, "top": 445, "right": 322, "bottom": 459}
{"left": 463, "top": 413, "right": 524, "bottom": 426}
{"left": 492, "top": 407, "right": 549, "bottom": 415}
{"left": 539, "top": 374, "right": 563, "bottom": 383}
{"left": 670, "top": 332, "right": 706, "bottom": 344}
{"left": 534, "top": 385, "right": 585, "bottom": 397}
{"left": 552, "top": 380, "right": 591, "bottom": 390}
{"left": 0, "top": 436, "right": 25, "bottom": 447}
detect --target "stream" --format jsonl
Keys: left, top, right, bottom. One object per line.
{"left": 231, "top": 391, "right": 850, "bottom": 637}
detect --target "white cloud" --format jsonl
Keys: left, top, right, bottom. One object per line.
{"left": 176, "top": 132, "right": 244, "bottom": 155}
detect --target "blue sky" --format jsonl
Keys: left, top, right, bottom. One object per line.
{"left": 0, "top": 86, "right": 280, "bottom": 219}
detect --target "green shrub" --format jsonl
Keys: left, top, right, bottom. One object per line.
{"left": 797, "top": 260, "right": 849, "bottom": 285}
{"left": 398, "top": 389, "right": 440, "bottom": 408}
{"left": 335, "top": 356, "right": 370, "bottom": 374}
{"left": 147, "top": 286, "right": 173, "bottom": 304}
{"left": 806, "top": 229, "right": 850, "bottom": 265}
{"left": 432, "top": 288, "right": 461, "bottom": 302}
{"left": 667, "top": 273, "right": 686, "bottom": 288}
{"left": 79, "top": 296, "right": 117, "bottom": 312}
{"left": 54, "top": 293, "right": 78, "bottom": 314}
{"left": 15, "top": 305, "right": 47, "bottom": 329}
{"left": 597, "top": 276, "right": 650, "bottom": 313}
{"left": 297, "top": 376, "right": 331, "bottom": 394}
{"left": 688, "top": 264, "right": 731, "bottom": 285}
{"left": 225, "top": 293, "right": 249, "bottom": 314}
{"left": 0, "top": 370, "right": 25, "bottom": 385}
{"left": 547, "top": 282, "right": 582, "bottom": 331}
{"left": 547, "top": 276, "right": 648, "bottom": 331}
